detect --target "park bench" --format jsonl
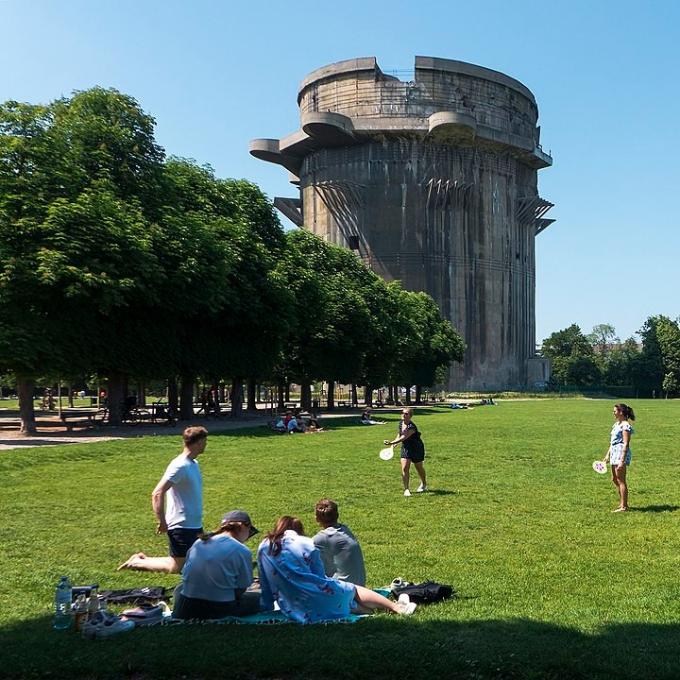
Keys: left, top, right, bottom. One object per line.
{"left": 60, "top": 408, "right": 107, "bottom": 431}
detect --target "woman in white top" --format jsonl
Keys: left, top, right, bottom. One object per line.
{"left": 603, "top": 403, "right": 635, "bottom": 513}
{"left": 173, "top": 510, "right": 261, "bottom": 619}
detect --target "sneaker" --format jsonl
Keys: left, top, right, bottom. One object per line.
{"left": 82, "top": 611, "right": 136, "bottom": 639}
{"left": 416, "top": 483, "right": 428, "bottom": 493}
{"left": 403, "top": 489, "right": 411, "bottom": 497}
{"left": 120, "top": 603, "right": 166, "bottom": 626}
{"left": 395, "top": 594, "right": 417, "bottom": 616}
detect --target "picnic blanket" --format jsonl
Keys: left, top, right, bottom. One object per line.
{"left": 161, "top": 610, "right": 367, "bottom": 626}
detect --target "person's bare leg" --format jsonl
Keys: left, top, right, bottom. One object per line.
{"left": 117, "top": 554, "right": 184, "bottom": 573}
{"left": 401, "top": 458, "right": 411, "bottom": 492}
{"left": 615, "top": 466, "right": 628, "bottom": 511}
{"left": 610, "top": 468, "right": 621, "bottom": 509}
{"left": 352, "top": 585, "right": 401, "bottom": 613}
{"left": 413, "top": 461, "right": 427, "bottom": 488}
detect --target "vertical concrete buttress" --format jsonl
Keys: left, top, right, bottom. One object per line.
{"left": 250, "top": 56, "right": 554, "bottom": 390}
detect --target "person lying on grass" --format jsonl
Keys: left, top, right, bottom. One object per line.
{"left": 360, "top": 408, "right": 387, "bottom": 425}
{"left": 172, "top": 510, "right": 262, "bottom": 620}
{"left": 118, "top": 426, "right": 208, "bottom": 574}
{"left": 256, "top": 516, "right": 416, "bottom": 623}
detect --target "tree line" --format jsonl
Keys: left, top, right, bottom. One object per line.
{"left": 541, "top": 317, "right": 680, "bottom": 397}
{"left": 0, "top": 88, "right": 465, "bottom": 432}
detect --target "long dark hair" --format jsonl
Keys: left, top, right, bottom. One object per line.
{"left": 265, "top": 516, "right": 304, "bottom": 556}
{"left": 615, "top": 403, "right": 636, "bottom": 421}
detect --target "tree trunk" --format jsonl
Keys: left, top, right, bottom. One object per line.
{"left": 277, "top": 381, "right": 285, "bottom": 409}
{"left": 327, "top": 380, "right": 335, "bottom": 410}
{"left": 364, "top": 385, "right": 373, "bottom": 407}
{"left": 415, "top": 385, "right": 422, "bottom": 404}
{"left": 246, "top": 378, "right": 257, "bottom": 412}
{"left": 284, "top": 383, "right": 290, "bottom": 403}
{"left": 107, "top": 374, "right": 125, "bottom": 425}
{"left": 404, "top": 386, "right": 412, "bottom": 405}
{"left": 138, "top": 382, "right": 146, "bottom": 407}
{"left": 17, "top": 376, "right": 37, "bottom": 435}
{"left": 68, "top": 384, "right": 74, "bottom": 408}
{"left": 230, "top": 378, "right": 244, "bottom": 418}
{"left": 179, "top": 375, "right": 194, "bottom": 420}
{"left": 350, "top": 384, "right": 358, "bottom": 407}
{"left": 388, "top": 385, "right": 394, "bottom": 403}
{"left": 167, "top": 377, "right": 178, "bottom": 414}
{"left": 300, "top": 381, "right": 312, "bottom": 411}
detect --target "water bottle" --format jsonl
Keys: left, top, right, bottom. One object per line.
{"left": 53, "top": 576, "right": 73, "bottom": 630}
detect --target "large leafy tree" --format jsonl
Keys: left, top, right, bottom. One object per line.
{"left": 160, "top": 160, "right": 289, "bottom": 417}
{"left": 275, "top": 230, "right": 375, "bottom": 408}
{"left": 388, "top": 289, "right": 465, "bottom": 393}
{"left": 542, "top": 324, "right": 601, "bottom": 387}
{"left": 0, "top": 89, "right": 170, "bottom": 429}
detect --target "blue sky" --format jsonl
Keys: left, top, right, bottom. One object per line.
{"left": 2, "top": 0, "right": 679, "bottom": 343}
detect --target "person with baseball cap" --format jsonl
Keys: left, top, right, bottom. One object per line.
{"left": 172, "top": 510, "right": 261, "bottom": 620}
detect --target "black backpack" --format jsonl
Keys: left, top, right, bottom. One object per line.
{"left": 392, "top": 580, "right": 455, "bottom": 604}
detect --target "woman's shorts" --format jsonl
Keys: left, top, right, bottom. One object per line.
{"left": 610, "top": 446, "right": 631, "bottom": 467}
{"left": 401, "top": 446, "right": 425, "bottom": 463}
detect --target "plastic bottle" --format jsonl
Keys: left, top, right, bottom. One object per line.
{"left": 86, "top": 587, "right": 101, "bottom": 621}
{"left": 53, "top": 576, "right": 73, "bottom": 630}
{"left": 73, "top": 594, "right": 88, "bottom": 631}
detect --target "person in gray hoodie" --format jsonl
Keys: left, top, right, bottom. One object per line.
{"left": 312, "top": 498, "right": 366, "bottom": 587}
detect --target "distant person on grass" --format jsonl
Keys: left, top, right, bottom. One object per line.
{"left": 257, "top": 516, "right": 416, "bottom": 623}
{"left": 118, "top": 425, "right": 208, "bottom": 573}
{"left": 173, "top": 510, "right": 261, "bottom": 620}
{"left": 360, "top": 408, "right": 386, "bottom": 425}
{"left": 384, "top": 407, "right": 427, "bottom": 497}
{"left": 312, "top": 499, "right": 366, "bottom": 586}
{"left": 603, "top": 403, "right": 635, "bottom": 513}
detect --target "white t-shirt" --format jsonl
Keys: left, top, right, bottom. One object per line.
{"left": 162, "top": 453, "right": 202, "bottom": 529}
{"left": 181, "top": 534, "right": 253, "bottom": 602}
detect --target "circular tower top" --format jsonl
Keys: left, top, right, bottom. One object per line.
{"left": 250, "top": 56, "right": 552, "bottom": 177}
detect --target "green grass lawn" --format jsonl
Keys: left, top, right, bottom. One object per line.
{"left": 2, "top": 399, "right": 680, "bottom": 679}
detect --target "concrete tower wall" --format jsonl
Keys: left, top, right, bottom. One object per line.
{"left": 250, "top": 57, "right": 553, "bottom": 390}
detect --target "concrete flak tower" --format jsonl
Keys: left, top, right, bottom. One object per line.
{"left": 250, "top": 56, "right": 554, "bottom": 390}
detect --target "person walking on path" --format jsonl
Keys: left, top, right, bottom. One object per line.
{"left": 603, "top": 403, "right": 635, "bottom": 512}
{"left": 312, "top": 499, "right": 366, "bottom": 586}
{"left": 384, "top": 408, "right": 427, "bottom": 497}
{"left": 118, "top": 425, "right": 208, "bottom": 573}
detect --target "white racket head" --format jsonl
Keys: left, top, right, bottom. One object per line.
{"left": 592, "top": 460, "right": 607, "bottom": 474}
{"left": 379, "top": 446, "right": 395, "bottom": 461}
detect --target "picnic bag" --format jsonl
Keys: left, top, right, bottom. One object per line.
{"left": 391, "top": 580, "right": 455, "bottom": 604}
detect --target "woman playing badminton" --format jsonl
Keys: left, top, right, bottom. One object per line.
{"left": 603, "top": 403, "right": 635, "bottom": 512}
{"left": 384, "top": 408, "right": 427, "bottom": 497}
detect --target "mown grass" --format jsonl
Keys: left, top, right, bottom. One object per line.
{"left": 2, "top": 399, "right": 679, "bottom": 679}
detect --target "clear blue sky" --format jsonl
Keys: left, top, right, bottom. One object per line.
{"left": 2, "top": 0, "right": 679, "bottom": 343}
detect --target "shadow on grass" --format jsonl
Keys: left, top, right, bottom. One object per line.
{"left": 3, "top": 613, "right": 680, "bottom": 679}
{"left": 629, "top": 504, "right": 680, "bottom": 513}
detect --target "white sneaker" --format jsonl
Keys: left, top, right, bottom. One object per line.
{"left": 403, "top": 489, "right": 411, "bottom": 497}
{"left": 82, "top": 611, "right": 136, "bottom": 639}
{"left": 395, "top": 594, "right": 417, "bottom": 616}
{"left": 416, "top": 483, "right": 428, "bottom": 492}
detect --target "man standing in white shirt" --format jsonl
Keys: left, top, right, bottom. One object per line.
{"left": 118, "top": 426, "right": 208, "bottom": 573}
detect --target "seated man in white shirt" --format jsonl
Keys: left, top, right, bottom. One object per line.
{"left": 312, "top": 499, "right": 366, "bottom": 586}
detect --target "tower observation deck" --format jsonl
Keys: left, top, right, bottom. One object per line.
{"left": 250, "top": 56, "right": 554, "bottom": 390}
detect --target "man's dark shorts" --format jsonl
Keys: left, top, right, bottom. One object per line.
{"left": 168, "top": 527, "right": 202, "bottom": 558}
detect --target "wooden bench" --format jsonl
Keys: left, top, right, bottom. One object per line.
{"left": 60, "top": 409, "right": 106, "bottom": 431}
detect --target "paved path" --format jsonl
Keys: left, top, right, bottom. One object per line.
{"left": 0, "top": 414, "right": 273, "bottom": 450}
